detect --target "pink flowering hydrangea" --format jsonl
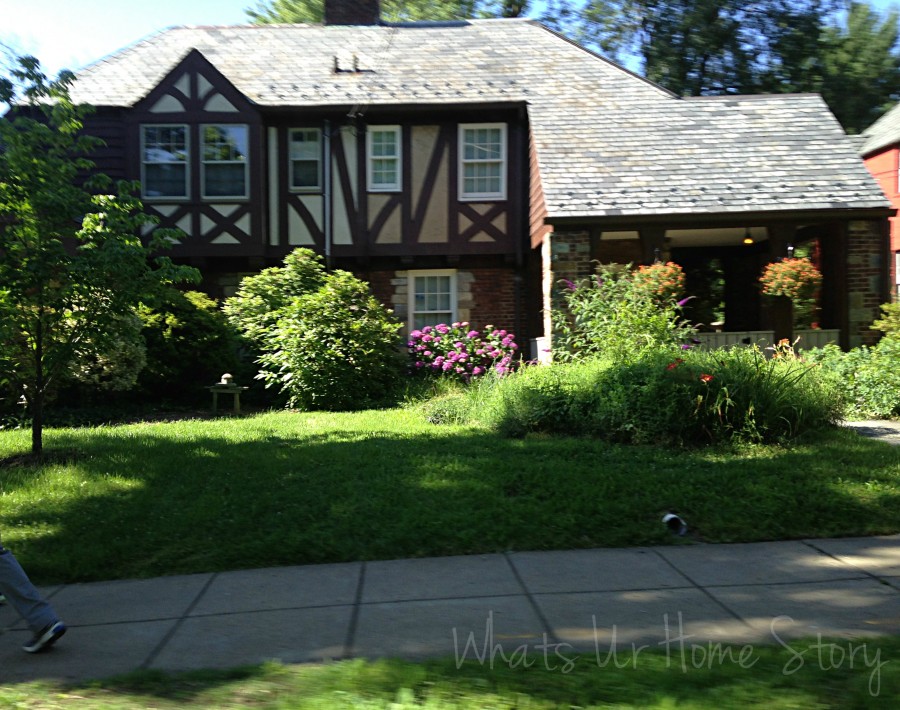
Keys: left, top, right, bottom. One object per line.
{"left": 407, "top": 322, "right": 518, "bottom": 382}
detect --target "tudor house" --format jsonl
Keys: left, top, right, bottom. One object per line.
{"left": 65, "top": 0, "right": 892, "bottom": 354}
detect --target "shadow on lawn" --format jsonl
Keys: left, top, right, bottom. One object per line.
{"left": 0, "top": 417, "right": 897, "bottom": 588}
{"left": 17, "top": 637, "right": 900, "bottom": 706}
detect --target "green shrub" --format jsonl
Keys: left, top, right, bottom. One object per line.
{"left": 804, "top": 340, "right": 900, "bottom": 420}
{"left": 223, "top": 249, "right": 327, "bottom": 349}
{"left": 65, "top": 313, "right": 147, "bottom": 393}
{"left": 873, "top": 301, "right": 900, "bottom": 339}
{"left": 444, "top": 345, "right": 842, "bottom": 446}
{"left": 552, "top": 264, "right": 694, "bottom": 363}
{"left": 252, "top": 270, "right": 404, "bottom": 411}
{"left": 136, "top": 290, "right": 243, "bottom": 401}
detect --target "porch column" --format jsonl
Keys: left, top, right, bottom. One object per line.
{"left": 766, "top": 224, "right": 796, "bottom": 344}
{"left": 639, "top": 226, "right": 667, "bottom": 265}
{"left": 846, "top": 219, "right": 889, "bottom": 347}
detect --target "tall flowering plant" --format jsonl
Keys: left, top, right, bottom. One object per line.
{"left": 632, "top": 261, "right": 686, "bottom": 304}
{"left": 408, "top": 322, "right": 518, "bottom": 382}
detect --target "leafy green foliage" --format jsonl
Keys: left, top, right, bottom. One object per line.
{"left": 804, "top": 340, "right": 900, "bottom": 420}
{"left": 873, "top": 301, "right": 900, "bottom": 339}
{"left": 542, "top": 1, "right": 899, "bottom": 133}
{"left": 136, "top": 290, "right": 243, "bottom": 401}
{"left": 225, "top": 249, "right": 404, "bottom": 411}
{"left": 552, "top": 264, "right": 695, "bottom": 363}
{"left": 0, "top": 56, "right": 197, "bottom": 455}
{"left": 65, "top": 314, "right": 147, "bottom": 393}
{"left": 245, "top": 0, "right": 529, "bottom": 23}
{"left": 447, "top": 344, "right": 842, "bottom": 445}
{"left": 222, "top": 249, "right": 326, "bottom": 349}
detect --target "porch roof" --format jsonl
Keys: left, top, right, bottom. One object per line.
{"left": 68, "top": 19, "right": 890, "bottom": 220}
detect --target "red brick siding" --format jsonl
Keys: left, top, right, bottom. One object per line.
{"left": 862, "top": 148, "right": 899, "bottom": 295}
{"left": 467, "top": 267, "right": 517, "bottom": 331}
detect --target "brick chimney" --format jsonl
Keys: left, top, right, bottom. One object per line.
{"left": 324, "top": 0, "right": 381, "bottom": 25}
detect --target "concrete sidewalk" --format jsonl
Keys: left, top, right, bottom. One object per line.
{"left": 1, "top": 535, "right": 899, "bottom": 684}
{"left": 842, "top": 419, "right": 900, "bottom": 446}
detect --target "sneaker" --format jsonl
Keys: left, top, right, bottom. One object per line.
{"left": 23, "top": 621, "right": 66, "bottom": 653}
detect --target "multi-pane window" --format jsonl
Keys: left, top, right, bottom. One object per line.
{"left": 409, "top": 271, "right": 457, "bottom": 331}
{"left": 460, "top": 123, "right": 506, "bottom": 200}
{"left": 141, "top": 125, "right": 188, "bottom": 198}
{"left": 367, "top": 126, "right": 401, "bottom": 191}
{"left": 290, "top": 128, "right": 321, "bottom": 190}
{"left": 202, "top": 124, "right": 249, "bottom": 198}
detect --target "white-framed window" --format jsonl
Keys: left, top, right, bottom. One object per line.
{"left": 895, "top": 252, "right": 900, "bottom": 297}
{"left": 201, "top": 124, "right": 249, "bottom": 199}
{"left": 459, "top": 123, "right": 507, "bottom": 200}
{"left": 408, "top": 270, "right": 457, "bottom": 331}
{"left": 367, "top": 125, "right": 401, "bottom": 192}
{"left": 289, "top": 128, "right": 321, "bottom": 191}
{"left": 141, "top": 124, "right": 189, "bottom": 199}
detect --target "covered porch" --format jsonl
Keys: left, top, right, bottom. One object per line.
{"left": 544, "top": 209, "right": 892, "bottom": 352}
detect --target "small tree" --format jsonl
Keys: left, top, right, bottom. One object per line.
{"left": 0, "top": 57, "right": 197, "bottom": 456}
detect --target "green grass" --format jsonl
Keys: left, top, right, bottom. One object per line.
{"left": 0, "top": 409, "right": 898, "bottom": 585}
{"left": 1, "top": 639, "right": 898, "bottom": 708}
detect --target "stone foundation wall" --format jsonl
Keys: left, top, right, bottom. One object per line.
{"left": 549, "top": 230, "right": 593, "bottom": 287}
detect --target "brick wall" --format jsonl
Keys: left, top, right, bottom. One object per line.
{"left": 593, "top": 239, "right": 642, "bottom": 265}
{"left": 367, "top": 267, "right": 518, "bottom": 335}
{"left": 847, "top": 219, "right": 886, "bottom": 346}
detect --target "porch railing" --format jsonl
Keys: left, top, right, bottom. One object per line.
{"left": 692, "top": 329, "right": 840, "bottom": 351}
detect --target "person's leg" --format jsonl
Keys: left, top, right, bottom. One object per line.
{"left": 0, "top": 545, "right": 64, "bottom": 650}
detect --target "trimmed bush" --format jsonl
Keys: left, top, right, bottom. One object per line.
{"left": 226, "top": 250, "right": 405, "bottom": 411}
{"left": 223, "top": 249, "right": 327, "bottom": 349}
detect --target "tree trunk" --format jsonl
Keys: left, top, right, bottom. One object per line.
{"left": 31, "top": 392, "right": 43, "bottom": 459}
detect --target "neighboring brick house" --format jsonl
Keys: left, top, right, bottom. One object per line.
{"left": 61, "top": 0, "right": 892, "bottom": 351}
{"left": 861, "top": 103, "right": 900, "bottom": 300}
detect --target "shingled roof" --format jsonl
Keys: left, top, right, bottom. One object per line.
{"left": 860, "top": 101, "right": 900, "bottom": 157}
{"left": 70, "top": 18, "right": 889, "bottom": 220}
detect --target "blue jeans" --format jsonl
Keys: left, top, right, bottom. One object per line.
{"left": 0, "top": 545, "right": 59, "bottom": 633}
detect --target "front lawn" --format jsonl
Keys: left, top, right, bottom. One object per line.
{"left": 0, "top": 409, "right": 898, "bottom": 584}
{"left": 3, "top": 640, "right": 899, "bottom": 708}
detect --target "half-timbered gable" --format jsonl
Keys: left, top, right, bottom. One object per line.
{"left": 128, "top": 50, "right": 264, "bottom": 257}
